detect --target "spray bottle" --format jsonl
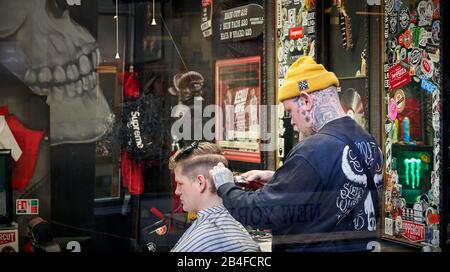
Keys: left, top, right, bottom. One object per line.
{"left": 403, "top": 117, "right": 410, "bottom": 143}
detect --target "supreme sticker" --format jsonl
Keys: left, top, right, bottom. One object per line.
{"left": 388, "top": 62, "right": 411, "bottom": 91}
{"left": 289, "top": 26, "right": 304, "bottom": 39}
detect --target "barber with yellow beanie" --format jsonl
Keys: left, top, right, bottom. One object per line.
{"left": 211, "top": 56, "right": 383, "bottom": 252}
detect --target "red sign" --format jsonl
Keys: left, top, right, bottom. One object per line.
{"left": 289, "top": 27, "right": 304, "bottom": 39}
{"left": 388, "top": 63, "right": 411, "bottom": 91}
{"left": 0, "top": 232, "right": 16, "bottom": 245}
{"left": 402, "top": 221, "right": 425, "bottom": 242}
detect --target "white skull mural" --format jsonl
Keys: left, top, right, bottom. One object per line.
{"left": 0, "top": 0, "right": 112, "bottom": 145}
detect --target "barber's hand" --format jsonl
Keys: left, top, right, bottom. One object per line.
{"left": 241, "top": 170, "right": 274, "bottom": 184}
{"left": 210, "top": 163, "right": 234, "bottom": 189}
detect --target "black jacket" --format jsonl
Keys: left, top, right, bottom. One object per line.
{"left": 218, "top": 117, "right": 384, "bottom": 252}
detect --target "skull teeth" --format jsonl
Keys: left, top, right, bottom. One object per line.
{"left": 76, "top": 80, "right": 83, "bottom": 94}
{"left": 53, "top": 66, "right": 66, "bottom": 83}
{"left": 71, "top": 64, "right": 80, "bottom": 80}
{"left": 26, "top": 48, "right": 99, "bottom": 98}
{"left": 82, "top": 76, "right": 89, "bottom": 91}
{"left": 25, "top": 70, "right": 37, "bottom": 84}
{"left": 79, "top": 55, "right": 92, "bottom": 76}
{"left": 66, "top": 83, "right": 77, "bottom": 97}
{"left": 38, "top": 67, "right": 52, "bottom": 83}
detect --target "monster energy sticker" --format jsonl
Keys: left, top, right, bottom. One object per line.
{"left": 403, "top": 158, "right": 422, "bottom": 189}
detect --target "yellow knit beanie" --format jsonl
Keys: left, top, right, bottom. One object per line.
{"left": 278, "top": 56, "right": 339, "bottom": 103}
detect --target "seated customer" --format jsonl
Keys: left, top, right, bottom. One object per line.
{"left": 169, "top": 141, "right": 260, "bottom": 252}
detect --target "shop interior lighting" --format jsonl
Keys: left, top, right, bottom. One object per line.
{"left": 152, "top": 0, "right": 157, "bottom": 25}
{"left": 115, "top": 0, "right": 120, "bottom": 59}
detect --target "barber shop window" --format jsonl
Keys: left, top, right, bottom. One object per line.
{"left": 0, "top": 0, "right": 269, "bottom": 252}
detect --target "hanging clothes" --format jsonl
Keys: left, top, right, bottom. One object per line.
{"left": 6, "top": 115, "right": 44, "bottom": 190}
{"left": 1, "top": 107, "right": 44, "bottom": 190}
{"left": 121, "top": 148, "right": 144, "bottom": 195}
{"left": 119, "top": 70, "right": 140, "bottom": 100}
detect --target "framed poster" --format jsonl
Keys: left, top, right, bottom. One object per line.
{"left": 215, "top": 56, "right": 261, "bottom": 163}
{"left": 135, "top": 1, "right": 162, "bottom": 63}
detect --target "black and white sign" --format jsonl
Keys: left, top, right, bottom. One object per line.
{"left": 219, "top": 4, "right": 264, "bottom": 42}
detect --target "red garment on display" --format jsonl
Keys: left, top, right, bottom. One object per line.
{"left": 1, "top": 107, "right": 44, "bottom": 190}
{"left": 6, "top": 115, "right": 44, "bottom": 190}
{"left": 121, "top": 148, "right": 144, "bottom": 195}
{"left": 0, "top": 105, "right": 8, "bottom": 115}
{"left": 119, "top": 72, "right": 140, "bottom": 100}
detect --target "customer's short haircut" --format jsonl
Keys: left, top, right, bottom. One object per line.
{"left": 169, "top": 142, "right": 225, "bottom": 170}
{"left": 169, "top": 142, "right": 228, "bottom": 193}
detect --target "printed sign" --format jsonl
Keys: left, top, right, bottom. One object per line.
{"left": 388, "top": 62, "right": 411, "bottom": 91}
{"left": 215, "top": 56, "right": 261, "bottom": 163}
{"left": 402, "top": 220, "right": 425, "bottom": 242}
{"left": 16, "top": 199, "right": 39, "bottom": 215}
{"left": 219, "top": 4, "right": 264, "bottom": 42}
{"left": 0, "top": 228, "right": 18, "bottom": 252}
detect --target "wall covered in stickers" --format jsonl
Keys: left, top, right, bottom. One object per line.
{"left": 275, "top": 0, "right": 317, "bottom": 167}
{"left": 382, "top": 0, "right": 442, "bottom": 251}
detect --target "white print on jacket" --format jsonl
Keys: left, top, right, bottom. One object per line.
{"left": 337, "top": 141, "right": 383, "bottom": 231}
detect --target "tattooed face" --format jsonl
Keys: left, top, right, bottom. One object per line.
{"left": 282, "top": 96, "right": 313, "bottom": 137}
